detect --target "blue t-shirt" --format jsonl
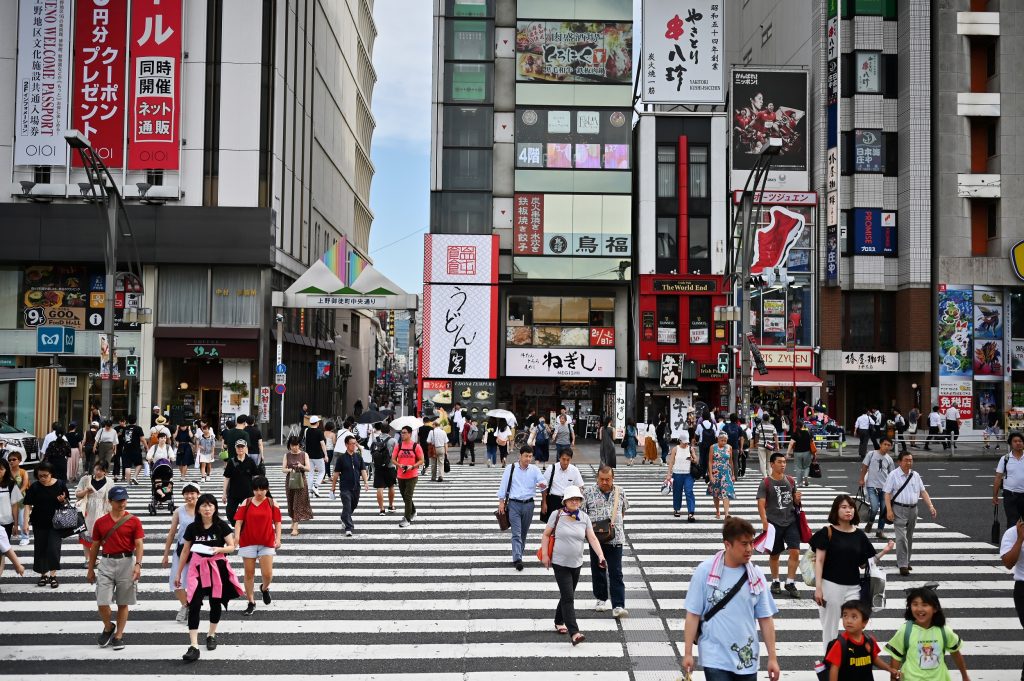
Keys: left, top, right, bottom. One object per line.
{"left": 684, "top": 558, "right": 779, "bottom": 674}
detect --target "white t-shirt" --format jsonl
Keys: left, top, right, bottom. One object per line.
{"left": 928, "top": 411, "right": 943, "bottom": 428}
{"left": 0, "top": 483, "right": 24, "bottom": 525}
{"left": 452, "top": 410, "right": 465, "bottom": 432}
{"left": 999, "top": 524, "right": 1024, "bottom": 581}
{"left": 945, "top": 406, "right": 960, "bottom": 421}
{"left": 671, "top": 445, "right": 692, "bottom": 474}
{"left": 996, "top": 452, "right": 1024, "bottom": 493}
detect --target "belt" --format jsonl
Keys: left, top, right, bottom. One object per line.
{"left": 892, "top": 501, "right": 918, "bottom": 508}
{"left": 103, "top": 551, "right": 135, "bottom": 559}
{"left": 509, "top": 498, "right": 534, "bottom": 503}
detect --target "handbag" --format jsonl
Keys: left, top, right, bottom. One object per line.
{"left": 494, "top": 465, "right": 514, "bottom": 531}
{"left": 527, "top": 429, "right": 537, "bottom": 448}
{"left": 991, "top": 505, "right": 1001, "bottom": 545}
{"left": 800, "top": 526, "right": 831, "bottom": 586}
{"left": 288, "top": 469, "right": 305, "bottom": 490}
{"left": 535, "top": 509, "right": 561, "bottom": 561}
{"left": 52, "top": 500, "right": 79, "bottom": 531}
{"left": 593, "top": 487, "right": 620, "bottom": 544}
{"left": 809, "top": 438, "right": 817, "bottom": 455}
{"left": 443, "top": 455, "right": 451, "bottom": 474}
{"left": 796, "top": 505, "right": 813, "bottom": 544}
{"left": 218, "top": 449, "right": 229, "bottom": 461}
{"left": 853, "top": 487, "right": 872, "bottom": 525}
{"left": 809, "top": 456, "right": 822, "bottom": 479}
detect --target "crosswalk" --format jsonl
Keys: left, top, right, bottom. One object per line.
{"left": 2, "top": 461, "right": 1021, "bottom": 680}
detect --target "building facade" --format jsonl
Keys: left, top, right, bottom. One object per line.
{"left": 0, "top": 0, "right": 378, "bottom": 438}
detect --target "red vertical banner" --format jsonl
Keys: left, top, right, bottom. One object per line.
{"left": 72, "top": 0, "right": 129, "bottom": 167}
{"left": 127, "top": 0, "right": 181, "bottom": 170}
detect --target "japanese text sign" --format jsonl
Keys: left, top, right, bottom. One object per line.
{"left": 128, "top": 0, "right": 181, "bottom": 170}
{"left": 424, "top": 234, "right": 497, "bottom": 284}
{"left": 505, "top": 348, "right": 615, "bottom": 378}
{"left": 14, "top": 0, "right": 72, "bottom": 166}
{"left": 72, "top": 0, "right": 127, "bottom": 167}
{"left": 513, "top": 194, "right": 545, "bottom": 255}
{"left": 642, "top": 0, "right": 725, "bottom": 104}
{"left": 423, "top": 284, "right": 496, "bottom": 379}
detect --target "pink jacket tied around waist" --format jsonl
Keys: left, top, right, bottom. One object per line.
{"left": 186, "top": 552, "right": 243, "bottom": 602}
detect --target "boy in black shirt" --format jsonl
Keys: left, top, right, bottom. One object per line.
{"left": 820, "top": 600, "right": 899, "bottom": 681}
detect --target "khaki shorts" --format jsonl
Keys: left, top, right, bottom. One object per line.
{"left": 96, "top": 556, "right": 137, "bottom": 606}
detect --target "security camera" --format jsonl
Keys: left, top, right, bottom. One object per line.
{"left": 275, "top": 313, "right": 284, "bottom": 323}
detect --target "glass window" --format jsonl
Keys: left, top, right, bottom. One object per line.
{"left": 590, "top": 297, "right": 615, "bottom": 326}
{"left": 516, "top": 108, "right": 632, "bottom": 171}
{"left": 508, "top": 296, "right": 532, "bottom": 326}
{"left": 846, "top": 293, "right": 875, "bottom": 350}
{"left": 656, "top": 145, "right": 676, "bottom": 198}
{"left": 657, "top": 297, "right": 678, "bottom": 344}
{"left": 688, "top": 216, "right": 710, "bottom": 274}
{"left": 446, "top": 20, "right": 491, "bottom": 61}
{"left": 511, "top": 256, "right": 630, "bottom": 281}
{"left": 158, "top": 266, "right": 209, "bottom": 326}
{"left": 211, "top": 267, "right": 259, "bottom": 326}
{"left": 446, "top": 64, "right": 492, "bottom": 103}
{"left": 442, "top": 149, "right": 492, "bottom": 190}
{"left": 443, "top": 106, "right": 493, "bottom": 147}
{"left": 533, "top": 297, "right": 561, "bottom": 323}
{"left": 689, "top": 297, "right": 711, "bottom": 345}
{"left": 430, "top": 191, "right": 491, "bottom": 234}
{"left": 655, "top": 217, "right": 678, "bottom": 274}
{"left": 688, "top": 146, "right": 709, "bottom": 199}
{"left": 446, "top": 0, "right": 492, "bottom": 17}
{"left": 561, "top": 297, "right": 590, "bottom": 324}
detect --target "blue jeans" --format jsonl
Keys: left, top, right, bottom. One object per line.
{"left": 659, "top": 440, "right": 669, "bottom": 462}
{"left": 703, "top": 669, "right": 757, "bottom": 681}
{"left": 589, "top": 543, "right": 625, "bottom": 609}
{"left": 508, "top": 499, "right": 534, "bottom": 562}
{"left": 555, "top": 443, "right": 571, "bottom": 457}
{"left": 487, "top": 443, "right": 497, "bottom": 465}
{"left": 866, "top": 486, "right": 887, "bottom": 531}
{"left": 672, "top": 473, "right": 695, "bottom": 513}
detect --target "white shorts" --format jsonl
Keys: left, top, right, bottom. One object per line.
{"left": 198, "top": 452, "right": 215, "bottom": 464}
{"left": 237, "top": 544, "right": 276, "bottom": 559}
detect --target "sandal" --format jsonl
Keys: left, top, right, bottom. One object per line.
{"left": 555, "top": 625, "right": 568, "bottom": 635}
{"left": 49, "top": 575, "right": 59, "bottom": 588}
{"left": 571, "top": 633, "right": 586, "bottom": 646}
{"left": 36, "top": 575, "right": 49, "bottom": 587}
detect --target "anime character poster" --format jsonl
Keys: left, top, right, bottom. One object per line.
{"left": 973, "top": 339, "right": 1003, "bottom": 377}
{"left": 731, "top": 69, "right": 808, "bottom": 190}
{"left": 973, "top": 290, "right": 1002, "bottom": 340}
{"left": 937, "top": 288, "right": 973, "bottom": 378}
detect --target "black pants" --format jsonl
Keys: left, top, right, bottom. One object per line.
{"left": 188, "top": 586, "right": 223, "bottom": 630}
{"left": 858, "top": 429, "right": 870, "bottom": 459}
{"left": 1005, "top": 490, "right": 1024, "bottom": 527}
{"left": 541, "top": 494, "right": 562, "bottom": 523}
{"left": 553, "top": 564, "right": 582, "bottom": 635}
{"left": 459, "top": 442, "right": 475, "bottom": 463}
{"left": 339, "top": 488, "right": 360, "bottom": 532}
{"left": 946, "top": 420, "right": 960, "bottom": 447}
{"left": 226, "top": 495, "right": 252, "bottom": 524}
{"left": 869, "top": 426, "right": 880, "bottom": 449}
{"left": 32, "top": 525, "right": 62, "bottom": 574}
{"left": 924, "top": 426, "right": 947, "bottom": 449}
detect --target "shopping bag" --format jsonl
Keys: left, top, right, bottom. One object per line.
{"left": 799, "top": 547, "right": 817, "bottom": 586}
{"left": 991, "top": 505, "right": 1001, "bottom": 545}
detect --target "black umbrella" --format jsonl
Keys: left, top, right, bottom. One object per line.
{"left": 357, "top": 410, "right": 386, "bottom": 424}
{"left": 991, "top": 505, "right": 1001, "bottom": 545}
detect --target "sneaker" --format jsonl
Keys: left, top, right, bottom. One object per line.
{"left": 175, "top": 606, "right": 188, "bottom": 624}
{"left": 594, "top": 600, "right": 609, "bottom": 612}
{"left": 770, "top": 581, "right": 782, "bottom": 596}
{"left": 411, "top": 512, "right": 417, "bottom": 521}
{"left": 379, "top": 510, "right": 386, "bottom": 516}
{"left": 311, "top": 487, "right": 321, "bottom": 498}
{"left": 612, "top": 607, "right": 629, "bottom": 618}
{"left": 97, "top": 627, "right": 116, "bottom": 647}
{"left": 19, "top": 535, "right": 28, "bottom": 546}
{"left": 329, "top": 492, "right": 336, "bottom": 500}
{"left": 261, "top": 585, "right": 272, "bottom": 605}
{"left": 514, "top": 560, "right": 523, "bottom": 571}
{"left": 183, "top": 646, "right": 201, "bottom": 662}
{"left": 243, "top": 601, "right": 256, "bottom": 616}
{"left": 111, "top": 636, "right": 125, "bottom": 650}
{"left": 784, "top": 582, "right": 800, "bottom": 599}
{"left": 129, "top": 478, "right": 139, "bottom": 486}
{"left": 206, "top": 635, "right": 217, "bottom": 651}
{"left": 345, "top": 530, "right": 353, "bottom": 537}
{"left": 386, "top": 507, "right": 396, "bottom": 513}
{"left": 875, "top": 531, "right": 887, "bottom": 540}
{"left": 398, "top": 519, "right": 411, "bottom": 528}
{"left": 864, "top": 521, "right": 873, "bottom": 533}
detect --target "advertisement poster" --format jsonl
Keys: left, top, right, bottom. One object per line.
{"left": 98, "top": 333, "right": 118, "bottom": 380}
{"left": 641, "top": 0, "right": 725, "bottom": 105}
{"left": 937, "top": 288, "right": 973, "bottom": 378}
{"left": 452, "top": 380, "right": 497, "bottom": 419}
{"left": 258, "top": 386, "right": 271, "bottom": 423}
{"left": 938, "top": 379, "right": 973, "bottom": 421}
{"left": 852, "top": 208, "right": 897, "bottom": 256}
{"left": 127, "top": 0, "right": 182, "bottom": 170}
{"left": 505, "top": 348, "right": 615, "bottom": 378}
{"left": 424, "top": 234, "right": 497, "bottom": 284}
{"left": 72, "top": 0, "right": 128, "bottom": 167}
{"left": 973, "top": 290, "right": 1002, "bottom": 339}
{"left": 668, "top": 391, "right": 692, "bottom": 440}
{"left": 749, "top": 206, "right": 806, "bottom": 276}
{"left": 854, "top": 129, "right": 883, "bottom": 172}
{"left": 516, "top": 21, "right": 632, "bottom": 84}
{"left": 974, "top": 339, "right": 1003, "bottom": 378}
{"left": 515, "top": 109, "right": 631, "bottom": 172}
{"left": 731, "top": 69, "right": 809, "bottom": 191}
{"left": 510, "top": 192, "right": 632, "bottom": 259}
{"left": 513, "top": 194, "right": 544, "bottom": 255}
{"left": 21, "top": 265, "right": 140, "bottom": 331}
{"left": 422, "top": 284, "right": 496, "bottom": 379}
{"left": 855, "top": 51, "right": 880, "bottom": 93}
{"left": 421, "top": 379, "right": 453, "bottom": 410}
{"left": 14, "top": 0, "right": 72, "bottom": 166}
{"left": 1011, "top": 340, "right": 1024, "bottom": 371}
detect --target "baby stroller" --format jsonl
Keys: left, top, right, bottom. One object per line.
{"left": 148, "top": 457, "right": 176, "bottom": 515}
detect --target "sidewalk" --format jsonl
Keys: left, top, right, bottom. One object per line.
{"left": 814, "top": 434, "right": 1006, "bottom": 461}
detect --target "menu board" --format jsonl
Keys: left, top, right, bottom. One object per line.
{"left": 21, "top": 265, "right": 141, "bottom": 331}
{"left": 452, "top": 380, "right": 497, "bottom": 420}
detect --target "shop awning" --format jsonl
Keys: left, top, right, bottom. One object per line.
{"left": 752, "top": 369, "right": 822, "bottom": 387}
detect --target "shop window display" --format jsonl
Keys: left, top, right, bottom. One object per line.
{"left": 506, "top": 295, "right": 617, "bottom": 348}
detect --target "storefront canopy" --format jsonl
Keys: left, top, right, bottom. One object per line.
{"left": 751, "top": 369, "right": 822, "bottom": 388}
{"left": 272, "top": 260, "right": 418, "bottom": 310}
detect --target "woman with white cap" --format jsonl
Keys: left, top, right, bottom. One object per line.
{"left": 539, "top": 484, "right": 607, "bottom": 646}
{"left": 162, "top": 481, "right": 199, "bottom": 623}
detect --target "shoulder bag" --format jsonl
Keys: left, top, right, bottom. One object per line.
{"left": 52, "top": 483, "right": 79, "bottom": 531}
{"left": 287, "top": 458, "right": 305, "bottom": 490}
{"left": 494, "top": 465, "right": 514, "bottom": 531}
{"left": 696, "top": 572, "right": 747, "bottom": 639}
{"left": 97, "top": 512, "right": 134, "bottom": 550}
{"left": 593, "top": 487, "right": 620, "bottom": 543}
{"left": 790, "top": 476, "right": 813, "bottom": 543}
{"left": 535, "top": 509, "right": 561, "bottom": 561}
{"left": 853, "top": 486, "right": 872, "bottom": 524}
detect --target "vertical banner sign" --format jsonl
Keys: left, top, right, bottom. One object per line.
{"left": 641, "top": 0, "right": 725, "bottom": 105}
{"left": 824, "top": 0, "right": 840, "bottom": 286}
{"left": 72, "top": 0, "right": 128, "bottom": 167}
{"left": 614, "top": 380, "right": 626, "bottom": 440}
{"left": 127, "top": 0, "right": 181, "bottom": 170}
{"left": 14, "top": 0, "right": 72, "bottom": 166}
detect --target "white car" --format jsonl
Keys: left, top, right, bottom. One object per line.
{"left": 0, "top": 420, "right": 40, "bottom": 465}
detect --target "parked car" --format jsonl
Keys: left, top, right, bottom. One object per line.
{"left": 0, "top": 420, "right": 39, "bottom": 466}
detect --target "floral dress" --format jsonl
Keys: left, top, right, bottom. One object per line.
{"left": 706, "top": 444, "right": 735, "bottom": 500}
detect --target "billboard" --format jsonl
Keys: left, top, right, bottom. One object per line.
{"left": 973, "top": 289, "right": 1003, "bottom": 380}
{"left": 853, "top": 129, "right": 883, "bottom": 172}
{"left": 424, "top": 234, "right": 497, "bottom": 284}
{"left": 641, "top": 0, "right": 725, "bottom": 104}
{"left": 731, "top": 69, "right": 809, "bottom": 191}
{"left": 851, "top": 208, "right": 897, "bottom": 256}
{"left": 515, "top": 108, "right": 631, "bottom": 171}
{"left": 14, "top": 0, "right": 72, "bottom": 166}
{"left": 72, "top": 0, "right": 128, "bottom": 167}
{"left": 937, "top": 288, "right": 972, "bottom": 378}
{"left": 20, "top": 264, "right": 141, "bottom": 331}
{"left": 512, "top": 193, "right": 631, "bottom": 258}
{"left": 422, "top": 284, "right": 497, "bottom": 379}
{"left": 516, "top": 21, "right": 632, "bottom": 84}
{"left": 127, "top": 0, "right": 181, "bottom": 170}
{"left": 505, "top": 347, "right": 615, "bottom": 378}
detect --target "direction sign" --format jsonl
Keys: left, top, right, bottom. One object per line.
{"left": 275, "top": 372, "right": 287, "bottom": 385}
{"left": 36, "top": 326, "right": 76, "bottom": 354}
{"left": 275, "top": 363, "right": 287, "bottom": 373}
{"left": 274, "top": 384, "right": 286, "bottom": 395}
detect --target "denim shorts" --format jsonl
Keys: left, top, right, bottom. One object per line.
{"left": 237, "top": 544, "right": 276, "bottom": 559}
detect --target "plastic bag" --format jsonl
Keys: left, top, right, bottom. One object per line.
{"left": 799, "top": 547, "right": 817, "bottom": 586}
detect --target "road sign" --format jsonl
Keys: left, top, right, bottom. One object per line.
{"left": 275, "top": 363, "right": 287, "bottom": 373}
{"left": 125, "top": 355, "right": 139, "bottom": 378}
{"left": 275, "top": 372, "right": 287, "bottom": 385}
{"left": 36, "top": 326, "right": 76, "bottom": 354}
{"left": 274, "top": 384, "right": 286, "bottom": 395}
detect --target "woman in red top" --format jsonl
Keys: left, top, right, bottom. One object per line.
{"left": 232, "top": 476, "right": 282, "bottom": 616}
{"left": 393, "top": 426, "right": 424, "bottom": 528}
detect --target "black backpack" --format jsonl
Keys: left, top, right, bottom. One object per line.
{"left": 699, "top": 421, "right": 717, "bottom": 447}
{"left": 372, "top": 437, "right": 394, "bottom": 467}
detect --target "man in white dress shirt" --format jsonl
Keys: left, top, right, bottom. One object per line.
{"left": 540, "top": 449, "right": 584, "bottom": 522}
{"left": 884, "top": 452, "right": 937, "bottom": 576}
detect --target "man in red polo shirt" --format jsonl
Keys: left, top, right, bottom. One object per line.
{"left": 87, "top": 486, "right": 145, "bottom": 651}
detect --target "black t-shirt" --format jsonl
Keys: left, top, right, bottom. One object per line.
{"left": 183, "top": 518, "right": 233, "bottom": 548}
{"left": 24, "top": 480, "right": 68, "bottom": 529}
{"left": 223, "top": 455, "right": 259, "bottom": 500}
{"left": 223, "top": 428, "right": 252, "bottom": 454}
{"left": 809, "top": 526, "right": 877, "bottom": 585}
{"left": 304, "top": 428, "right": 326, "bottom": 459}
{"left": 824, "top": 632, "right": 878, "bottom": 681}
{"left": 121, "top": 425, "right": 144, "bottom": 454}
{"left": 333, "top": 450, "right": 366, "bottom": 491}
{"left": 417, "top": 425, "right": 432, "bottom": 450}
{"left": 66, "top": 431, "right": 83, "bottom": 448}
{"left": 245, "top": 425, "right": 263, "bottom": 447}
{"left": 791, "top": 429, "right": 813, "bottom": 452}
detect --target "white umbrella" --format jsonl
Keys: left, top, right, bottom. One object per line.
{"left": 487, "top": 409, "right": 517, "bottom": 427}
{"left": 390, "top": 416, "right": 423, "bottom": 431}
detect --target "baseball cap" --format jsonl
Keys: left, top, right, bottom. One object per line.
{"left": 108, "top": 486, "right": 129, "bottom": 501}
{"left": 235, "top": 440, "right": 248, "bottom": 448}
{"left": 181, "top": 482, "right": 201, "bottom": 495}
{"left": 309, "top": 415, "right": 320, "bottom": 424}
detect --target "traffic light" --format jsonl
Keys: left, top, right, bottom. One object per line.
{"left": 717, "top": 352, "right": 729, "bottom": 374}
{"left": 125, "top": 355, "right": 139, "bottom": 378}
